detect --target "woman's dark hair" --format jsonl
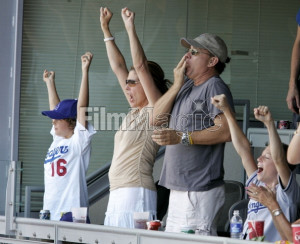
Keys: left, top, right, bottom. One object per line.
{"left": 147, "top": 61, "right": 171, "bottom": 94}
{"left": 64, "top": 118, "right": 76, "bottom": 131}
{"left": 130, "top": 61, "right": 171, "bottom": 95}
{"left": 215, "top": 57, "right": 231, "bottom": 75}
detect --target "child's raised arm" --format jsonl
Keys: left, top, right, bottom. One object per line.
{"left": 77, "top": 52, "right": 93, "bottom": 128}
{"left": 211, "top": 94, "right": 257, "bottom": 177}
{"left": 43, "top": 70, "right": 60, "bottom": 110}
{"left": 254, "top": 106, "right": 290, "bottom": 188}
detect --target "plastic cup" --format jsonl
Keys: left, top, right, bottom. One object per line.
{"left": 134, "top": 219, "right": 148, "bottom": 229}
{"left": 278, "top": 120, "right": 290, "bottom": 129}
{"left": 71, "top": 207, "right": 87, "bottom": 223}
{"left": 146, "top": 220, "right": 162, "bottom": 230}
{"left": 133, "top": 212, "right": 149, "bottom": 229}
{"left": 248, "top": 220, "right": 264, "bottom": 239}
{"left": 292, "top": 224, "right": 300, "bottom": 244}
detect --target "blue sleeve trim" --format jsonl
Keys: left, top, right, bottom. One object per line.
{"left": 245, "top": 170, "right": 258, "bottom": 187}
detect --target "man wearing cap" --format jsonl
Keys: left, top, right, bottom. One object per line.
{"left": 152, "top": 33, "right": 234, "bottom": 235}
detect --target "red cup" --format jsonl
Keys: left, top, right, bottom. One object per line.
{"left": 147, "top": 220, "right": 162, "bottom": 230}
{"left": 292, "top": 224, "right": 300, "bottom": 244}
{"left": 278, "top": 120, "right": 290, "bottom": 129}
{"left": 248, "top": 220, "right": 264, "bottom": 239}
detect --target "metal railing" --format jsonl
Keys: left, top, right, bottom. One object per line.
{"left": 0, "top": 215, "right": 270, "bottom": 244}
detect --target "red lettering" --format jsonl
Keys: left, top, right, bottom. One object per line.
{"left": 57, "top": 159, "right": 67, "bottom": 176}
{"left": 51, "top": 159, "right": 67, "bottom": 177}
{"left": 51, "top": 163, "right": 54, "bottom": 177}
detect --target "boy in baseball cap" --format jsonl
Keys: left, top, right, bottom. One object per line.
{"left": 41, "top": 52, "right": 96, "bottom": 221}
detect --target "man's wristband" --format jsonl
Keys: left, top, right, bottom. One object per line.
{"left": 104, "top": 36, "right": 115, "bottom": 42}
{"left": 181, "top": 132, "right": 193, "bottom": 145}
{"left": 188, "top": 133, "right": 193, "bottom": 145}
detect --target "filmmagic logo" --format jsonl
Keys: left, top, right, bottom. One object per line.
{"left": 85, "top": 106, "right": 127, "bottom": 131}
{"left": 82, "top": 103, "right": 222, "bottom": 132}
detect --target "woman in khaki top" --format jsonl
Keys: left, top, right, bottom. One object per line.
{"left": 100, "top": 7, "right": 170, "bottom": 228}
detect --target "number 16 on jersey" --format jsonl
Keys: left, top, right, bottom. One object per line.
{"left": 51, "top": 159, "right": 67, "bottom": 177}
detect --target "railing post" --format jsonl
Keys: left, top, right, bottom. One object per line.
{"left": 24, "top": 186, "right": 32, "bottom": 218}
{"left": 5, "top": 161, "right": 16, "bottom": 235}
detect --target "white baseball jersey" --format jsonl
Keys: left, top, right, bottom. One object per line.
{"left": 43, "top": 121, "right": 96, "bottom": 220}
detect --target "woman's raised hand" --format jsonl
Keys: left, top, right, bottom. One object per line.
{"left": 121, "top": 7, "right": 135, "bottom": 30}
{"left": 100, "top": 7, "right": 113, "bottom": 29}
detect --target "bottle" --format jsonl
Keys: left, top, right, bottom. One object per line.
{"left": 230, "top": 210, "right": 243, "bottom": 239}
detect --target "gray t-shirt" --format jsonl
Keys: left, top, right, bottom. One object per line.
{"left": 159, "top": 76, "right": 234, "bottom": 191}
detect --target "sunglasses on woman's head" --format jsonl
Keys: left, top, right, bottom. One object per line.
{"left": 125, "top": 79, "right": 139, "bottom": 87}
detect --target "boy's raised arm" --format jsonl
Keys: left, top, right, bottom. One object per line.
{"left": 211, "top": 94, "right": 257, "bottom": 177}
{"left": 43, "top": 70, "right": 60, "bottom": 110}
{"left": 254, "top": 106, "right": 291, "bottom": 188}
{"left": 77, "top": 52, "right": 93, "bottom": 128}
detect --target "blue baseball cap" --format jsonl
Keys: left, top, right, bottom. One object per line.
{"left": 42, "top": 99, "right": 78, "bottom": 119}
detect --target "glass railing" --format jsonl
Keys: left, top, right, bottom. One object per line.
{"left": 0, "top": 160, "right": 22, "bottom": 216}
{"left": 0, "top": 161, "right": 21, "bottom": 217}
{"left": 0, "top": 161, "right": 11, "bottom": 216}
{"left": 0, "top": 161, "right": 21, "bottom": 236}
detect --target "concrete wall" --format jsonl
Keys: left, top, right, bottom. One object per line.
{"left": 0, "top": 0, "right": 23, "bottom": 215}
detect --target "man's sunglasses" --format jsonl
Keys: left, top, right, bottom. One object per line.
{"left": 188, "top": 48, "right": 212, "bottom": 57}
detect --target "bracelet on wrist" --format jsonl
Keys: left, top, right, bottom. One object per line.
{"left": 104, "top": 36, "right": 115, "bottom": 42}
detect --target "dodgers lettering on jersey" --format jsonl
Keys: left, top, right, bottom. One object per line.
{"left": 247, "top": 201, "right": 266, "bottom": 214}
{"left": 44, "top": 146, "right": 69, "bottom": 164}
